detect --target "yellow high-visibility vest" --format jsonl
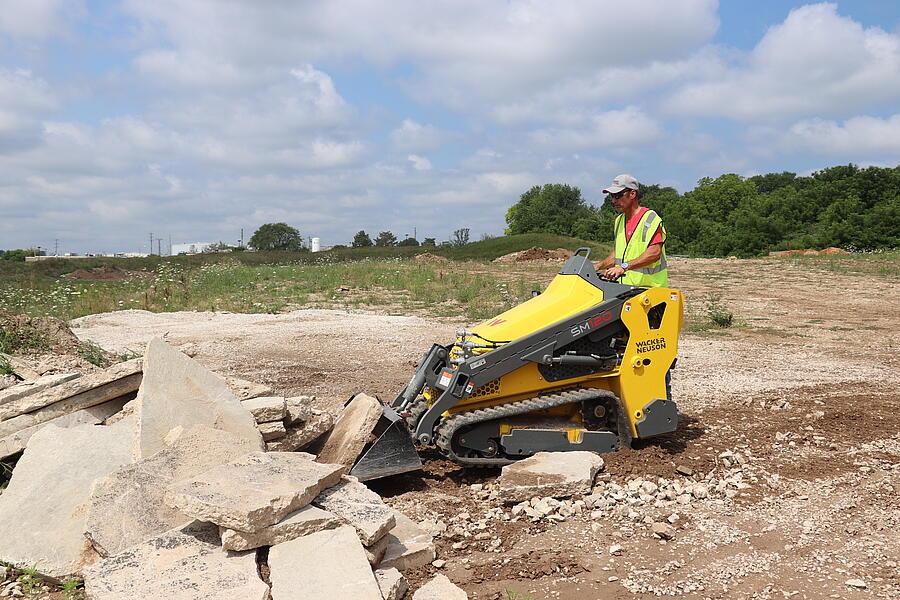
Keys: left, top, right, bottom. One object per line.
{"left": 614, "top": 209, "right": 669, "bottom": 288}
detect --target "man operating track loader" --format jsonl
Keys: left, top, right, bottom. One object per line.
{"left": 348, "top": 239, "right": 684, "bottom": 482}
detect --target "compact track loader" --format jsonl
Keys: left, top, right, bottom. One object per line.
{"left": 349, "top": 248, "right": 683, "bottom": 481}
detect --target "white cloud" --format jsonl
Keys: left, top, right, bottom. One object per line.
{"left": 0, "top": 0, "right": 83, "bottom": 39}
{"left": 391, "top": 120, "right": 444, "bottom": 151}
{"left": 530, "top": 107, "right": 662, "bottom": 149}
{"left": 0, "top": 69, "right": 58, "bottom": 153}
{"left": 784, "top": 114, "right": 900, "bottom": 157}
{"left": 407, "top": 154, "right": 432, "bottom": 171}
{"left": 124, "top": 0, "right": 718, "bottom": 103}
{"left": 667, "top": 3, "right": 900, "bottom": 120}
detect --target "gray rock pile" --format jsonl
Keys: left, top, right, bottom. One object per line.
{"left": 242, "top": 394, "right": 335, "bottom": 452}
{"left": 0, "top": 337, "right": 450, "bottom": 599}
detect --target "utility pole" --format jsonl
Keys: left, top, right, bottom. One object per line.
{"left": 157, "top": 239, "right": 161, "bottom": 256}
{"left": 149, "top": 233, "right": 153, "bottom": 256}
{"left": 413, "top": 227, "right": 417, "bottom": 240}
{"left": 240, "top": 228, "right": 244, "bottom": 249}
{"left": 168, "top": 234, "right": 172, "bottom": 256}
{"left": 54, "top": 239, "right": 59, "bottom": 256}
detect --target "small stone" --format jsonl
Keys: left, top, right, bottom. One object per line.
{"left": 675, "top": 464, "right": 693, "bottom": 476}
{"left": 609, "top": 544, "right": 624, "bottom": 556}
{"left": 692, "top": 484, "right": 709, "bottom": 499}
{"left": 608, "top": 576, "right": 619, "bottom": 582}
{"left": 432, "top": 559, "right": 446, "bottom": 568}
{"left": 497, "top": 452, "right": 604, "bottom": 503}
{"left": 845, "top": 579, "right": 866, "bottom": 589}
{"left": 651, "top": 522, "right": 676, "bottom": 540}
{"left": 257, "top": 420, "right": 287, "bottom": 441}
{"left": 413, "top": 574, "right": 467, "bottom": 600}
{"left": 377, "top": 511, "right": 436, "bottom": 573}
{"left": 241, "top": 396, "right": 286, "bottom": 423}
{"left": 667, "top": 513, "right": 680, "bottom": 524}
{"left": 375, "top": 568, "right": 408, "bottom": 600}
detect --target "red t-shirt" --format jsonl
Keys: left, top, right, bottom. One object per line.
{"left": 623, "top": 207, "right": 664, "bottom": 245}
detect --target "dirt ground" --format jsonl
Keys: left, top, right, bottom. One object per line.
{"left": 71, "top": 256, "right": 900, "bottom": 599}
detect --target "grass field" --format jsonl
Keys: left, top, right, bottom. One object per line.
{"left": 1, "top": 235, "right": 896, "bottom": 329}
{"left": 0, "top": 234, "right": 605, "bottom": 322}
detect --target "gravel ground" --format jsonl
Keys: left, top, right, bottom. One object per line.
{"left": 70, "top": 257, "right": 900, "bottom": 599}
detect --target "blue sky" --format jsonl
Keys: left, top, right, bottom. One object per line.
{"left": 1, "top": 1, "right": 899, "bottom": 253}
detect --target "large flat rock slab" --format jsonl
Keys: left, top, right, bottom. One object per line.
{"left": 0, "top": 423, "right": 133, "bottom": 578}
{"left": 497, "top": 451, "right": 604, "bottom": 503}
{"left": 0, "top": 397, "right": 127, "bottom": 460}
{"left": 268, "top": 525, "right": 383, "bottom": 600}
{"left": 413, "top": 574, "right": 468, "bottom": 600}
{"left": 167, "top": 451, "right": 343, "bottom": 533}
{"left": 377, "top": 510, "right": 436, "bottom": 573}
{"left": 313, "top": 476, "right": 395, "bottom": 545}
{"left": 0, "top": 361, "right": 139, "bottom": 422}
{"left": 134, "top": 338, "right": 262, "bottom": 458}
{"left": 85, "top": 425, "right": 259, "bottom": 557}
{"left": 0, "top": 372, "right": 80, "bottom": 407}
{"left": 316, "top": 393, "right": 382, "bottom": 469}
{"left": 221, "top": 505, "right": 340, "bottom": 551}
{"left": 83, "top": 521, "right": 268, "bottom": 600}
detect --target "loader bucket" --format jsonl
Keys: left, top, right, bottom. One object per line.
{"left": 350, "top": 405, "right": 422, "bottom": 481}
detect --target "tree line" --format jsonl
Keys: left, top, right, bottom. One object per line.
{"left": 505, "top": 164, "right": 900, "bottom": 257}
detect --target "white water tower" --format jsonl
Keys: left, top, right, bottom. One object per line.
{"left": 311, "top": 237, "right": 321, "bottom": 252}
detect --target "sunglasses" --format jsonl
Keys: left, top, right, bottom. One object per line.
{"left": 609, "top": 189, "right": 630, "bottom": 199}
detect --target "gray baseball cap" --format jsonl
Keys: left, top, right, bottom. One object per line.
{"left": 602, "top": 173, "right": 639, "bottom": 194}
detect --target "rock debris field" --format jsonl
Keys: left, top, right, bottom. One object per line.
{"left": 0, "top": 256, "right": 898, "bottom": 599}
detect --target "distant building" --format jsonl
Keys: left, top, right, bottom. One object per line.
{"left": 311, "top": 237, "right": 321, "bottom": 252}
{"left": 172, "top": 242, "right": 214, "bottom": 255}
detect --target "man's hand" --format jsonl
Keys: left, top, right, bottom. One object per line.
{"left": 603, "top": 265, "right": 625, "bottom": 280}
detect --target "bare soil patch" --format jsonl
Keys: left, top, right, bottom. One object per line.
{"left": 69, "top": 256, "right": 900, "bottom": 599}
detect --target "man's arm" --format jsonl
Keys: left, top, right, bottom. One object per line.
{"left": 593, "top": 248, "right": 616, "bottom": 272}
{"left": 603, "top": 242, "right": 662, "bottom": 280}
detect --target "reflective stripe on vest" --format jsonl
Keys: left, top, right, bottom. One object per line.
{"left": 614, "top": 209, "right": 668, "bottom": 288}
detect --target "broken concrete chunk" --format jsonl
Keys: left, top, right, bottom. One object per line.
{"left": 0, "top": 372, "right": 141, "bottom": 442}
{"left": 223, "top": 375, "right": 274, "bottom": 401}
{"left": 241, "top": 396, "right": 286, "bottom": 423}
{"left": 266, "top": 411, "right": 334, "bottom": 452}
{"left": 313, "top": 476, "right": 396, "bottom": 545}
{"left": 257, "top": 420, "right": 287, "bottom": 441}
{"left": 269, "top": 525, "right": 383, "bottom": 600}
{"left": 83, "top": 521, "right": 268, "bottom": 600}
{"left": 497, "top": 451, "right": 604, "bottom": 503}
{"left": 0, "top": 423, "right": 132, "bottom": 578}
{"left": 220, "top": 505, "right": 340, "bottom": 552}
{"left": 85, "top": 425, "right": 259, "bottom": 557}
{"left": 365, "top": 532, "right": 390, "bottom": 566}
{"left": 377, "top": 510, "right": 436, "bottom": 573}
{"left": 0, "top": 360, "right": 139, "bottom": 422}
{"left": 167, "top": 451, "right": 343, "bottom": 533}
{"left": 286, "top": 396, "right": 314, "bottom": 424}
{"left": 413, "top": 575, "right": 467, "bottom": 600}
{"left": 0, "top": 397, "right": 128, "bottom": 460}
{"left": 316, "top": 393, "right": 382, "bottom": 469}
{"left": 375, "top": 568, "right": 408, "bottom": 600}
{"left": 0, "top": 372, "right": 80, "bottom": 407}
{"left": 134, "top": 338, "right": 262, "bottom": 458}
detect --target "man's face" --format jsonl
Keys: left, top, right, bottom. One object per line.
{"left": 609, "top": 189, "right": 634, "bottom": 213}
